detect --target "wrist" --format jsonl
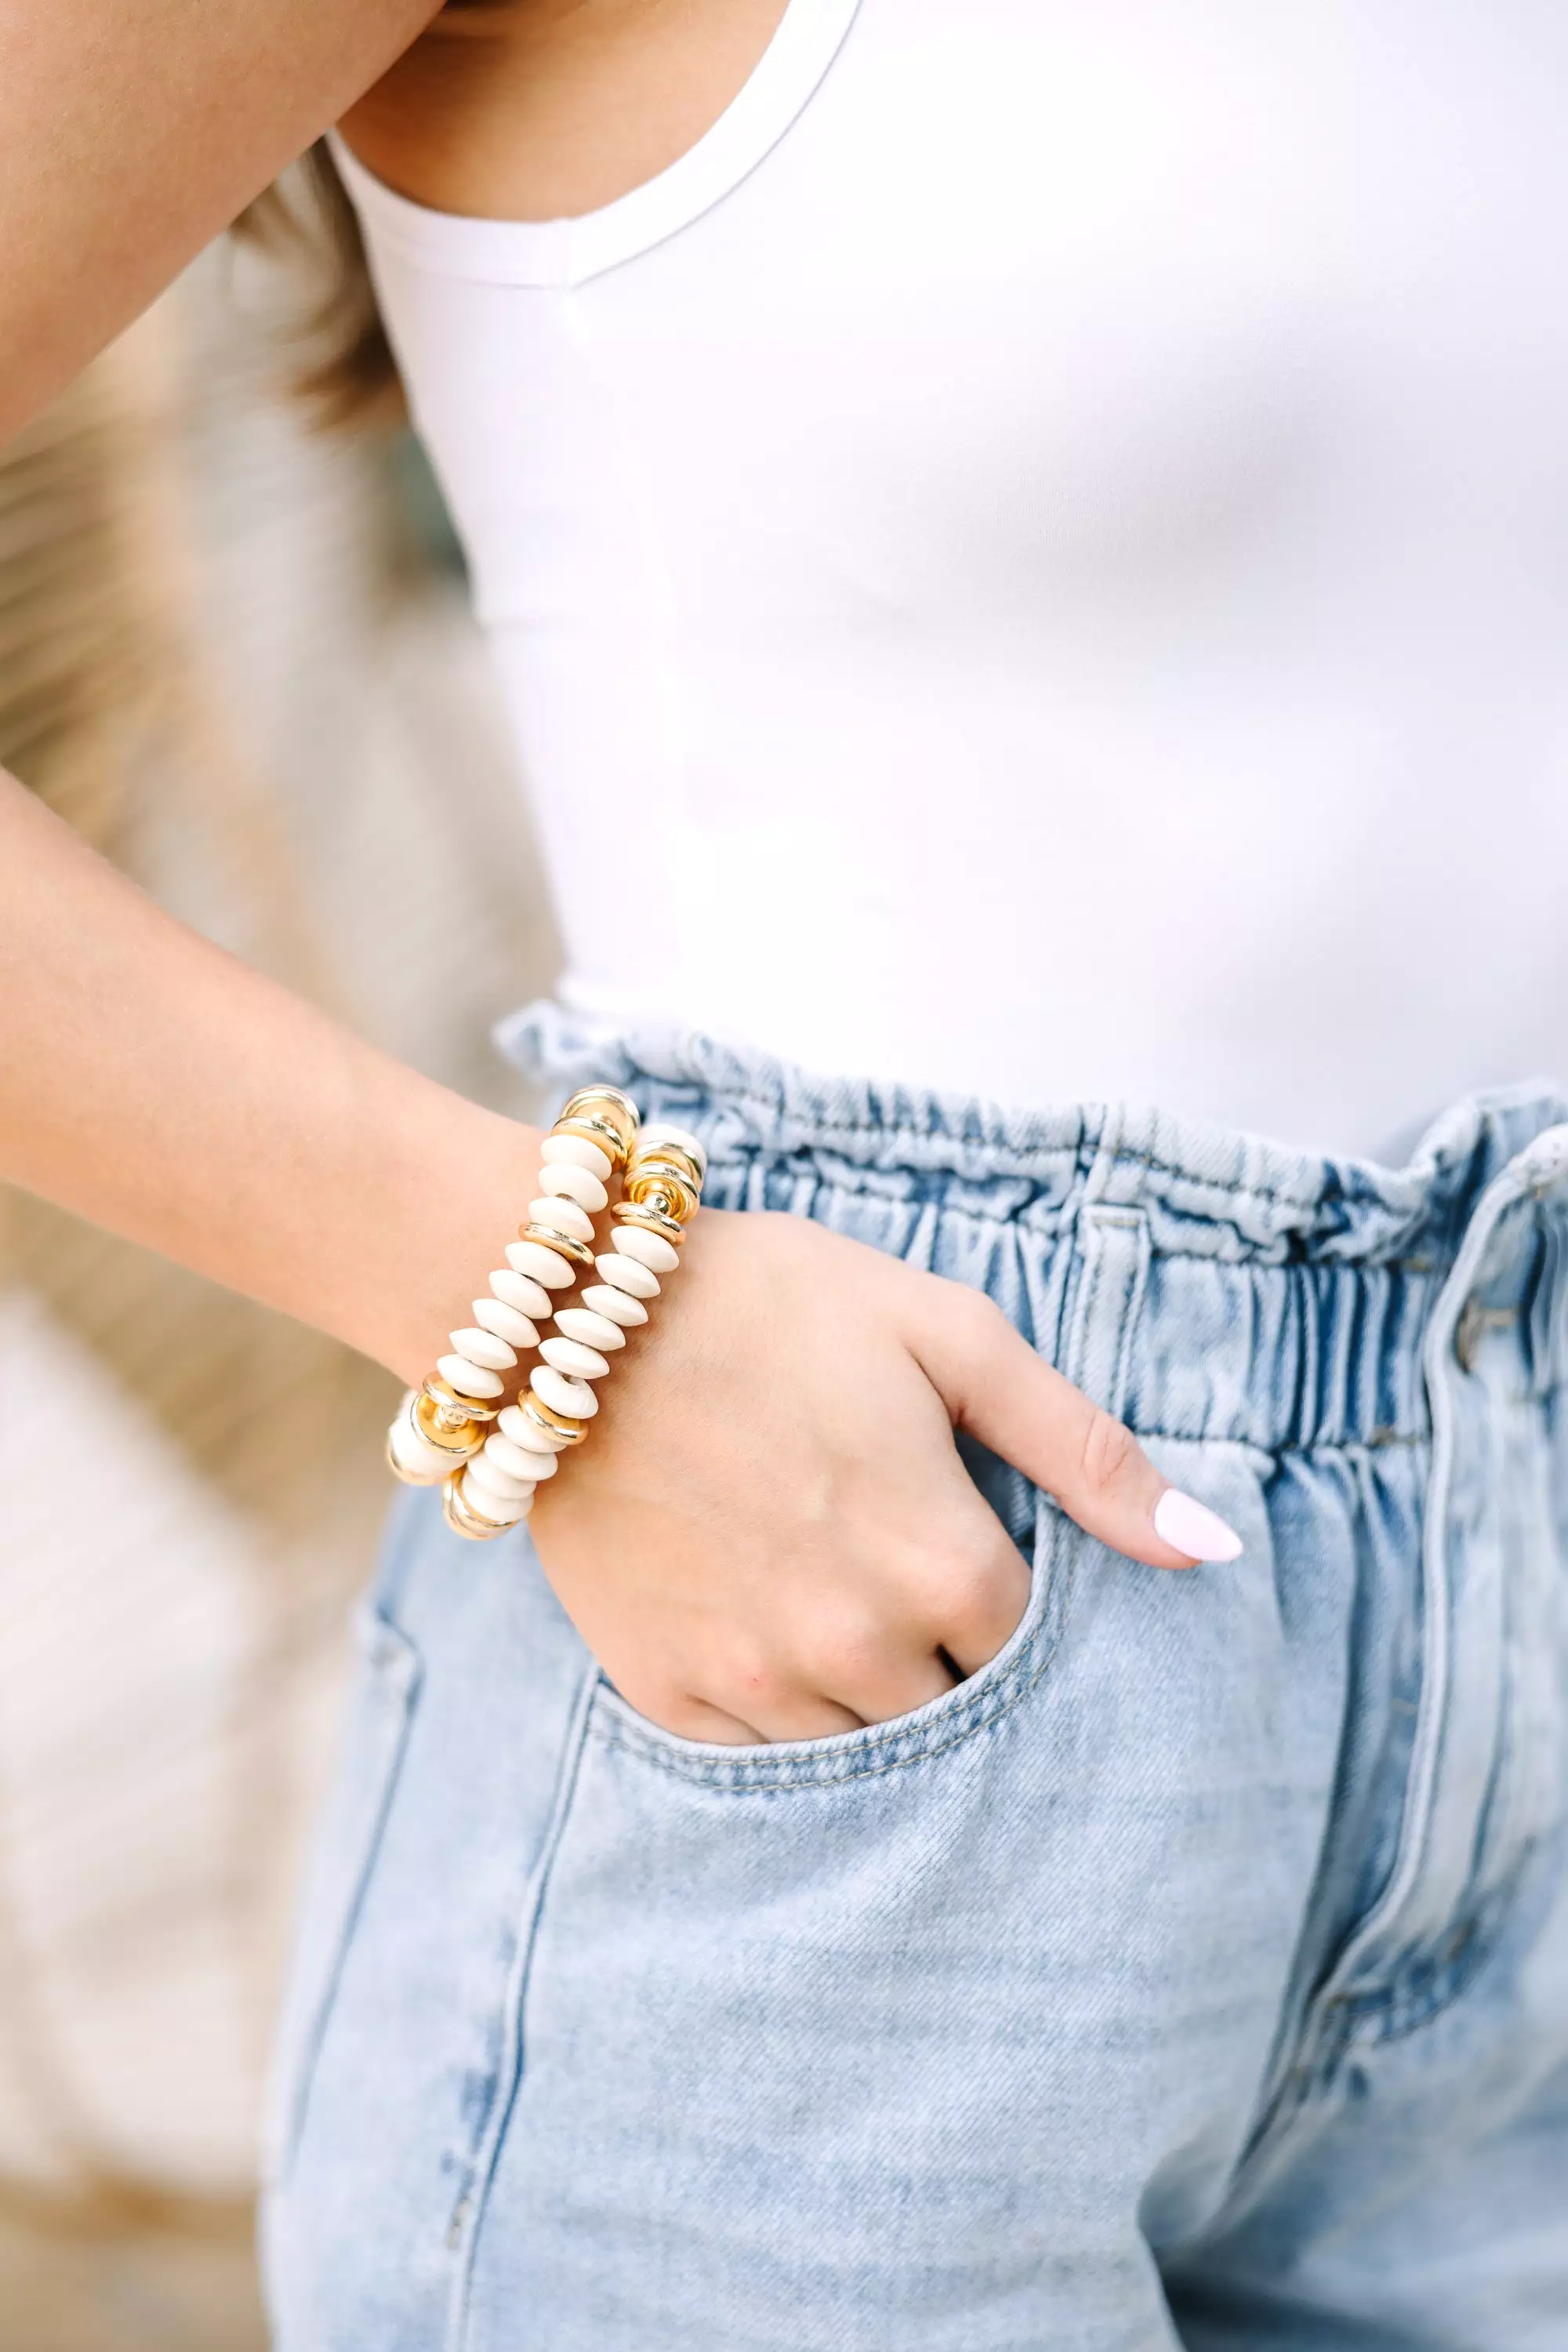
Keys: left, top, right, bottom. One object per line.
{"left": 335, "top": 1091, "right": 546, "bottom": 1388}
{"left": 385, "top": 1094, "right": 707, "bottom": 1537}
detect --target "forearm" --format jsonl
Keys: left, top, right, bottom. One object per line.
{"left": 0, "top": 769, "right": 541, "bottom": 1385}
{"left": 2, "top": 0, "right": 442, "bottom": 443}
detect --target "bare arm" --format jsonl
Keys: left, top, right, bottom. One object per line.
{"left": 0, "top": 771, "right": 540, "bottom": 1386}
{"left": 1, "top": 766, "right": 1229, "bottom": 1751}
{"left": 3, "top": 0, "right": 1229, "bottom": 1746}
{"left": 1, "top": 0, "right": 441, "bottom": 443}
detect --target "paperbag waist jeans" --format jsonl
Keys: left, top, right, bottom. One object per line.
{"left": 263, "top": 1009, "right": 1568, "bottom": 2351}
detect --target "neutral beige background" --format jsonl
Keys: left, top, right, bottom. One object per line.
{"left": 0, "top": 226, "right": 558, "bottom": 2347}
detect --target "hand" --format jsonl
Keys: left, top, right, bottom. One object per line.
{"left": 527, "top": 1207, "right": 1241, "bottom": 1744}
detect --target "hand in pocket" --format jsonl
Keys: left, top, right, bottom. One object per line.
{"left": 528, "top": 1208, "right": 1240, "bottom": 1744}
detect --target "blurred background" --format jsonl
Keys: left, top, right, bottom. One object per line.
{"left": 0, "top": 165, "right": 558, "bottom": 2347}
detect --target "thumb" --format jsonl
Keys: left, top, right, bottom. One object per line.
{"left": 911, "top": 1285, "right": 1243, "bottom": 1570}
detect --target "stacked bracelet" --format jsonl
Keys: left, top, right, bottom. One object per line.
{"left": 384, "top": 1090, "right": 708, "bottom": 1542}
{"left": 515, "top": 1113, "right": 708, "bottom": 1443}
{"left": 384, "top": 1086, "right": 640, "bottom": 1533}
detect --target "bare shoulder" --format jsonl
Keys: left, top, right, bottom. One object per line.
{"left": 342, "top": 0, "right": 789, "bottom": 221}
{"left": 2, "top": 0, "right": 444, "bottom": 441}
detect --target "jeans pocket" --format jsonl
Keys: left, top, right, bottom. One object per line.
{"left": 587, "top": 1494, "right": 1080, "bottom": 1792}
{"left": 260, "top": 1599, "right": 421, "bottom": 2187}
{"left": 590, "top": 1200, "right": 1150, "bottom": 1792}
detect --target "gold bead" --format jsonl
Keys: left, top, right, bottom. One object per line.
{"left": 612, "top": 1200, "right": 686, "bottom": 1245}
{"left": 551, "top": 1116, "right": 633, "bottom": 1170}
{"left": 415, "top": 1386, "right": 490, "bottom": 1454}
{"left": 422, "top": 1373, "right": 501, "bottom": 1424}
{"left": 554, "top": 1087, "right": 641, "bottom": 1167}
{"left": 459, "top": 1474, "right": 524, "bottom": 1532}
{"left": 626, "top": 1144, "right": 703, "bottom": 1199}
{"left": 517, "top": 1220, "right": 595, "bottom": 1269}
{"left": 441, "top": 1476, "right": 506, "bottom": 1541}
{"left": 623, "top": 1163, "right": 700, "bottom": 1223}
{"left": 559, "top": 1084, "right": 640, "bottom": 1138}
{"left": 520, "top": 1392, "right": 590, "bottom": 1446}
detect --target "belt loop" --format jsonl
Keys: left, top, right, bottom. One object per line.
{"left": 1064, "top": 1204, "right": 1151, "bottom": 1424}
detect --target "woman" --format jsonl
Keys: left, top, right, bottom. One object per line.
{"left": 5, "top": 2, "right": 1566, "bottom": 2343}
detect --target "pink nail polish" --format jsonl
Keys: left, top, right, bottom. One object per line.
{"left": 1152, "top": 1487, "right": 1244, "bottom": 1563}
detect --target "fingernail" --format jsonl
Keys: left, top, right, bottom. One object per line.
{"left": 1152, "top": 1487, "right": 1244, "bottom": 1563}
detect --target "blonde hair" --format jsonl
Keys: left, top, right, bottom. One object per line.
{"left": 233, "top": 140, "right": 404, "bottom": 430}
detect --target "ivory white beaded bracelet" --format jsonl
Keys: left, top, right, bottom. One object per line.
{"left": 385, "top": 1086, "right": 639, "bottom": 1530}
{"left": 441, "top": 1112, "right": 708, "bottom": 1539}
{"left": 384, "top": 1087, "right": 707, "bottom": 1541}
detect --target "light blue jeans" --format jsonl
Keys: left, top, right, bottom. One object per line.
{"left": 262, "top": 1009, "right": 1568, "bottom": 2351}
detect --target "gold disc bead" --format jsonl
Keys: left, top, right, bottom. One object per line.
{"left": 611, "top": 1200, "right": 687, "bottom": 1247}
{"left": 624, "top": 1182, "right": 696, "bottom": 1229}
{"left": 553, "top": 1087, "right": 641, "bottom": 1169}
{"left": 422, "top": 1372, "right": 501, "bottom": 1423}
{"left": 637, "top": 1123, "right": 709, "bottom": 1184}
{"left": 559, "top": 1083, "right": 640, "bottom": 1141}
{"left": 517, "top": 1221, "right": 596, "bottom": 1270}
{"left": 550, "top": 1116, "right": 629, "bottom": 1169}
{"left": 519, "top": 1392, "right": 590, "bottom": 1447}
{"left": 441, "top": 1476, "right": 507, "bottom": 1542}
{"left": 626, "top": 1140, "right": 704, "bottom": 1189}
{"left": 415, "top": 1385, "right": 492, "bottom": 1454}
{"left": 624, "top": 1163, "right": 701, "bottom": 1224}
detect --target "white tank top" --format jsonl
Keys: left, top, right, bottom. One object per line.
{"left": 333, "top": 0, "right": 1568, "bottom": 1158}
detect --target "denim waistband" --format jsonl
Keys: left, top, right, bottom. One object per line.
{"left": 496, "top": 1001, "right": 1568, "bottom": 1455}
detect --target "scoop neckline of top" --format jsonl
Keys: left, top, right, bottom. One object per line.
{"left": 328, "top": 0, "right": 860, "bottom": 289}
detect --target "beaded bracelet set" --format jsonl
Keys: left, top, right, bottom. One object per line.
{"left": 385, "top": 1087, "right": 707, "bottom": 1541}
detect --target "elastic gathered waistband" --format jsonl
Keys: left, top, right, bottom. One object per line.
{"left": 496, "top": 1004, "right": 1568, "bottom": 1458}
{"left": 498, "top": 1000, "right": 1568, "bottom": 1273}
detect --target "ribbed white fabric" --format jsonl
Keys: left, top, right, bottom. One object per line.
{"left": 333, "top": 0, "right": 1568, "bottom": 1157}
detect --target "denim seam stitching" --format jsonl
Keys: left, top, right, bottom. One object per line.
{"left": 446, "top": 1659, "right": 601, "bottom": 2352}
{"left": 1143, "top": 1428, "right": 1428, "bottom": 1454}
{"left": 726, "top": 1145, "right": 1323, "bottom": 1209}
{"left": 931, "top": 1205, "right": 1453, "bottom": 1277}
{"left": 1066, "top": 1207, "right": 1111, "bottom": 1396}
{"left": 587, "top": 1548, "right": 1078, "bottom": 1791}
{"left": 724, "top": 1185, "right": 1457, "bottom": 1282}
{"left": 1311, "top": 1844, "right": 1536, "bottom": 2083}
{"left": 697, "top": 1108, "right": 1330, "bottom": 1209}
{"left": 706, "top": 1124, "right": 1520, "bottom": 1222}
{"left": 270, "top": 1617, "right": 422, "bottom": 2190}
{"left": 1224, "top": 1163, "right": 1548, "bottom": 2198}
